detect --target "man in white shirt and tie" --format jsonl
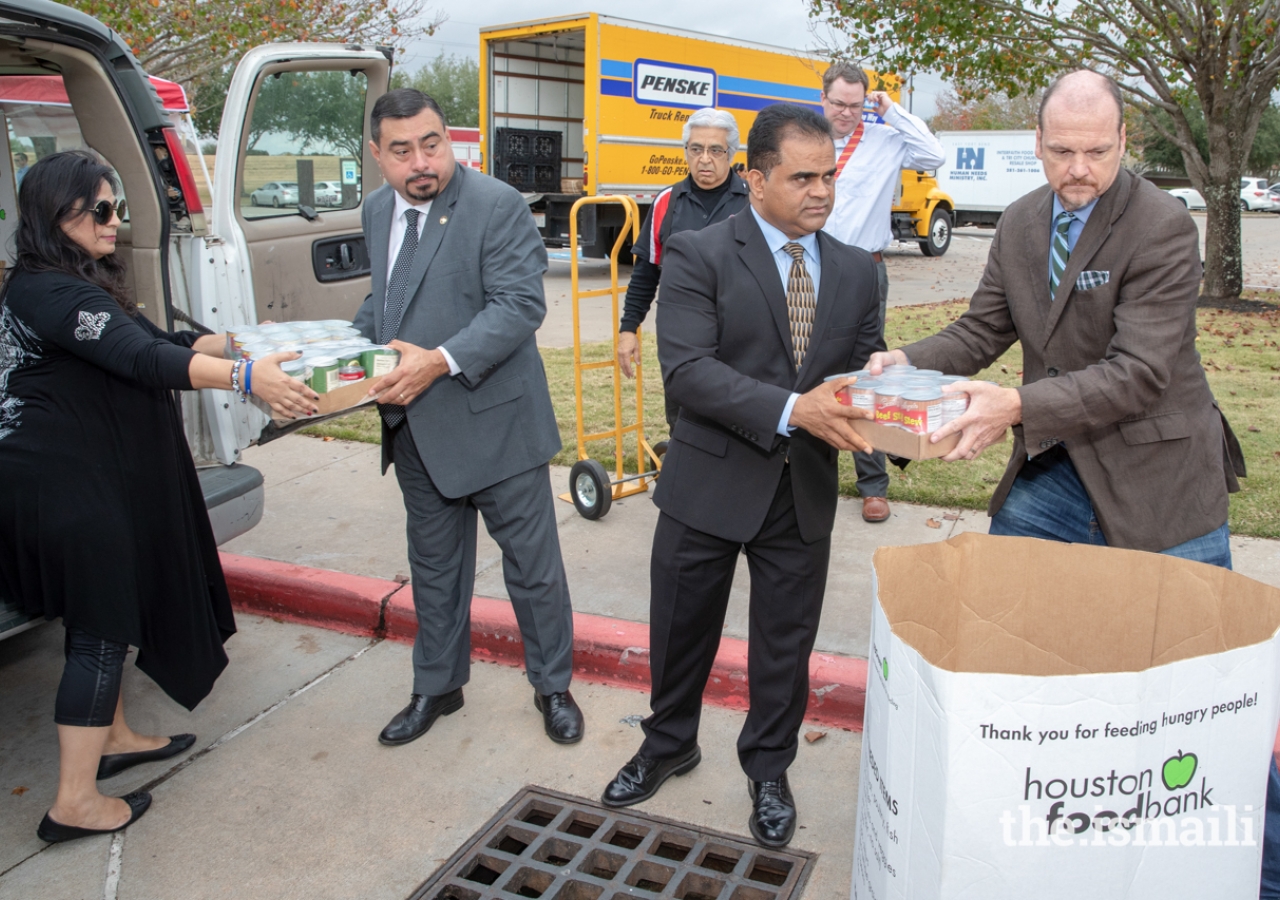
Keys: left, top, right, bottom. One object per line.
{"left": 820, "top": 61, "right": 945, "bottom": 523}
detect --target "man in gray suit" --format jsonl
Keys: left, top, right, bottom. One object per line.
{"left": 353, "top": 89, "right": 583, "bottom": 747}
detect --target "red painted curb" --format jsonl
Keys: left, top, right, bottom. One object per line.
{"left": 220, "top": 553, "right": 397, "bottom": 637}
{"left": 220, "top": 553, "right": 866, "bottom": 731}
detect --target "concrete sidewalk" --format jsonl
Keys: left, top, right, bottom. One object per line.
{"left": 0, "top": 617, "right": 861, "bottom": 900}
{"left": 223, "top": 434, "right": 1280, "bottom": 661}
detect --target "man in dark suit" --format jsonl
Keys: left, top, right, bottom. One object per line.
{"left": 353, "top": 89, "right": 583, "bottom": 748}
{"left": 600, "top": 104, "right": 884, "bottom": 848}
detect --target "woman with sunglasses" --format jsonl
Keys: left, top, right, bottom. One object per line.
{"left": 0, "top": 151, "right": 319, "bottom": 843}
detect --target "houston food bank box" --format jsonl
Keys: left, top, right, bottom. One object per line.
{"left": 853, "top": 533, "right": 1280, "bottom": 899}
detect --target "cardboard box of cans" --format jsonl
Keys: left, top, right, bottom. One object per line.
{"left": 227, "top": 320, "right": 401, "bottom": 422}
{"left": 826, "top": 366, "right": 1005, "bottom": 460}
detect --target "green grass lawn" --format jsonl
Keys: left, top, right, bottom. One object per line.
{"left": 301, "top": 299, "right": 1280, "bottom": 538}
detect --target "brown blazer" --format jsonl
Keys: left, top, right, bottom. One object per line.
{"left": 904, "top": 169, "right": 1244, "bottom": 552}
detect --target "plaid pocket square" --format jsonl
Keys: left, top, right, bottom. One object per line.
{"left": 1075, "top": 270, "right": 1110, "bottom": 291}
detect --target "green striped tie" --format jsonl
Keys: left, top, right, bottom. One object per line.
{"left": 1049, "top": 210, "right": 1076, "bottom": 300}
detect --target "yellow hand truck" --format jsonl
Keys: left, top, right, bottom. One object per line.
{"left": 559, "top": 195, "right": 665, "bottom": 520}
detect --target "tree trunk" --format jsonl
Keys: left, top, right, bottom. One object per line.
{"left": 1199, "top": 179, "right": 1243, "bottom": 303}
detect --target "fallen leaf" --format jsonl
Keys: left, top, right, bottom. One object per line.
{"left": 323, "top": 436, "right": 335, "bottom": 442}
{"left": 1248, "top": 426, "right": 1261, "bottom": 432}
{"left": 11, "top": 786, "right": 28, "bottom": 796}
{"left": 942, "top": 513, "right": 963, "bottom": 521}
{"left": 394, "top": 573, "right": 411, "bottom": 584}
{"left": 805, "top": 731, "right": 827, "bottom": 744}
{"left": 926, "top": 518, "right": 942, "bottom": 529}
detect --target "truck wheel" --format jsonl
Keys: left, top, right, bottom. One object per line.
{"left": 569, "top": 459, "right": 612, "bottom": 520}
{"left": 920, "top": 207, "right": 952, "bottom": 257}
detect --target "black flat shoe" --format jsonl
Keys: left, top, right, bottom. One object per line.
{"left": 534, "top": 690, "right": 584, "bottom": 744}
{"left": 601, "top": 745, "right": 701, "bottom": 808}
{"left": 748, "top": 772, "right": 797, "bottom": 848}
{"left": 37, "top": 791, "right": 152, "bottom": 843}
{"left": 378, "top": 689, "right": 464, "bottom": 746}
{"left": 97, "top": 734, "right": 197, "bottom": 780}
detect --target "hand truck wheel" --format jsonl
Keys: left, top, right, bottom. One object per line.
{"left": 569, "top": 458, "right": 612, "bottom": 520}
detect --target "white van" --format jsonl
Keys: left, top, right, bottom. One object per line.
{"left": 0, "top": 0, "right": 391, "bottom": 638}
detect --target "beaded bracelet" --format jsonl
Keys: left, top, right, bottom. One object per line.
{"left": 244, "top": 360, "right": 255, "bottom": 397}
{"left": 231, "top": 358, "right": 246, "bottom": 403}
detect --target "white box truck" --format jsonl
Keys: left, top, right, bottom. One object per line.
{"left": 934, "top": 130, "right": 1046, "bottom": 227}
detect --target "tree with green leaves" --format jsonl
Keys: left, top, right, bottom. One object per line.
{"left": 66, "top": 0, "right": 442, "bottom": 142}
{"left": 1143, "top": 102, "right": 1280, "bottom": 179}
{"left": 930, "top": 88, "right": 1041, "bottom": 131}
{"left": 391, "top": 53, "right": 480, "bottom": 127}
{"left": 807, "top": 0, "right": 1280, "bottom": 302}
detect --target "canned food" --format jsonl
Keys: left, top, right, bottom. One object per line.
{"left": 338, "top": 364, "right": 365, "bottom": 383}
{"left": 882, "top": 364, "right": 917, "bottom": 375}
{"left": 240, "top": 341, "right": 277, "bottom": 359}
{"left": 361, "top": 346, "right": 401, "bottom": 378}
{"left": 940, "top": 387, "right": 970, "bottom": 425}
{"left": 912, "top": 369, "right": 944, "bottom": 378}
{"left": 308, "top": 356, "right": 340, "bottom": 394}
{"left": 846, "top": 378, "right": 879, "bottom": 410}
{"left": 280, "top": 358, "right": 311, "bottom": 383}
{"left": 874, "top": 384, "right": 905, "bottom": 429}
{"left": 900, "top": 388, "right": 944, "bottom": 434}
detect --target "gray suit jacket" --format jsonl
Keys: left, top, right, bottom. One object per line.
{"left": 354, "top": 164, "right": 561, "bottom": 497}
{"left": 904, "top": 169, "right": 1244, "bottom": 552}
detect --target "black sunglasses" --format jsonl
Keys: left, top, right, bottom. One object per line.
{"left": 77, "top": 199, "right": 127, "bottom": 225}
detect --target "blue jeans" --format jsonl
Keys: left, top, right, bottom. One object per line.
{"left": 989, "top": 449, "right": 1280, "bottom": 895}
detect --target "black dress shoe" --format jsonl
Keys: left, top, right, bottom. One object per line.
{"left": 37, "top": 791, "right": 152, "bottom": 843}
{"left": 378, "top": 689, "right": 464, "bottom": 746}
{"left": 748, "top": 772, "right": 797, "bottom": 848}
{"left": 601, "top": 745, "right": 701, "bottom": 808}
{"left": 534, "top": 690, "right": 584, "bottom": 744}
{"left": 97, "top": 734, "right": 197, "bottom": 780}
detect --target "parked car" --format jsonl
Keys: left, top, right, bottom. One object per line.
{"left": 314, "top": 180, "right": 343, "bottom": 206}
{"left": 249, "top": 181, "right": 300, "bottom": 207}
{"left": 1167, "top": 187, "right": 1205, "bottom": 210}
{"left": 0, "top": 0, "right": 390, "bottom": 639}
{"left": 1241, "top": 177, "right": 1278, "bottom": 211}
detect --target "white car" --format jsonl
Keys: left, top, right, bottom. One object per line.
{"left": 314, "top": 180, "right": 344, "bottom": 206}
{"left": 1167, "top": 187, "right": 1205, "bottom": 210}
{"left": 1241, "top": 177, "right": 1279, "bottom": 212}
{"left": 249, "top": 181, "right": 299, "bottom": 208}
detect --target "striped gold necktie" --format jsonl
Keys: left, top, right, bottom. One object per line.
{"left": 783, "top": 242, "right": 816, "bottom": 369}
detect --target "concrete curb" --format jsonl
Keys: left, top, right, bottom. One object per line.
{"left": 221, "top": 552, "right": 867, "bottom": 732}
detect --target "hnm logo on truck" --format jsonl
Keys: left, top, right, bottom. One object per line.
{"left": 956, "top": 147, "right": 985, "bottom": 170}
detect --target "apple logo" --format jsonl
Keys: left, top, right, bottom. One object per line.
{"left": 1162, "top": 750, "right": 1198, "bottom": 791}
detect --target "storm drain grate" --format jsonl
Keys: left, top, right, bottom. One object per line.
{"left": 408, "top": 785, "right": 815, "bottom": 900}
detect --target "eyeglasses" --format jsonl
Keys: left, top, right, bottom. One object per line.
{"left": 824, "top": 98, "right": 865, "bottom": 114}
{"left": 77, "top": 199, "right": 127, "bottom": 225}
{"left": 686, "top": 144, "right": 729, "bottom": 159}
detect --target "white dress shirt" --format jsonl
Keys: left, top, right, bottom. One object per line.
{"left": 825, "top": 103, "right": 946, "bottom": 253}
{"left": 749, "top": 207, "right": 820, "bottom": 436}
{"left": 386, "top": 191, "right": 460, "bottom": 375}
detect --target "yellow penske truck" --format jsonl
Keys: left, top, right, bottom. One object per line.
{"left": 478, "top": 13, "right": 955, "bottom": 257}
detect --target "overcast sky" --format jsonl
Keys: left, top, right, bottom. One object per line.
{"left": 398, "top": 0, "right": 948, "bottom": 121}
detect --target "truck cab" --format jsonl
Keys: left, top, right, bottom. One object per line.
{"left": 0, "top": 0, "right": 390, "bottom": 639}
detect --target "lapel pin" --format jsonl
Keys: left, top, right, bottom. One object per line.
{"left": 439, "top": 216, "right": 448, "bottom": 224}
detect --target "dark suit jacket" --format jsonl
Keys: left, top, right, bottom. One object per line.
{"left": 354, "top": 165, "right": 561, "bottom": 497}
{"left": 904, "top": 169, "right": 1244, "bottom": 552}
{"left": 653, "top": 210, "right": 884, "bottom": 544}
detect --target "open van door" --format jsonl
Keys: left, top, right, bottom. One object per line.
{"left": 195, "top": 43, "right": 389, "bottom": 459}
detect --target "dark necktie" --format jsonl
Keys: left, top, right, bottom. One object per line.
{"left": 783, "top": 242, "right": 816, "bottom": 369}
{"left": 1049, "top": 210, "right": 1076, "bottom": 300}
{"left": 379, "top": 208, "right": 420, "bottom": 428}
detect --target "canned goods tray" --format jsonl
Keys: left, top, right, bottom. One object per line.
{"left": 408, "top": 785, "right": 815, "bottom": 900}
